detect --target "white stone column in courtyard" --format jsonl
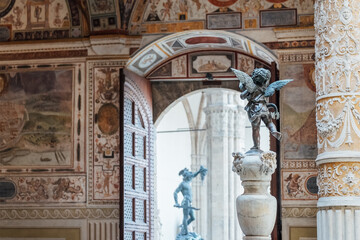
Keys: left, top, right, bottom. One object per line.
{"left": 315, "top": 0, "right": 360, "bottom": 239}
{"left": 203, "top": 89, "right": 246, "bottom": 240}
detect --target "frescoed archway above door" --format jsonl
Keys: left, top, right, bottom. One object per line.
{"left": 126, "top": 30, "right": 278, "bottom": 77}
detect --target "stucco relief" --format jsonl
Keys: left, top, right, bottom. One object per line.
{"left": 315, "top": 0, "right": 360, "bottom": 153}
{"left": 318, "top": 162, "right": 360, "bottom": 197}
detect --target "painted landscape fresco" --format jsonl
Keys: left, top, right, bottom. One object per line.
{"left": 0, "top": 70, "right": 73, "bottom": 167}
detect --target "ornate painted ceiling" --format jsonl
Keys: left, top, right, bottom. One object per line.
{"left": 0, "top": 0, "right": 315, "bottom": 41}
{"left": 0, "top": 0, "right": 138, "bottom": 41}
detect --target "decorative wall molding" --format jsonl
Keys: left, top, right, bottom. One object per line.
{"left": 0, "top": 208, "right": 119, "bottom": 219}
{"left": 264, "top": 40, "right": 315, "bottom": 50}
{"left": 279, "top": 52, "right": 315, "bottom": 63}
{"left": 0, "top": 50, "right": 88, "bottom": 60}
{"left": 281, "top": 207, "right": 317, "bottom": 218}
{"left": 281, "top": 160, "right": 316, "bottom": 169}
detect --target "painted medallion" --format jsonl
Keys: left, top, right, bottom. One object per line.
{"left": 0, "top": 0, "right": 15, "bottom": 18}
{"left": 208, "top": 0, "right": 237, "bottom": 7}
{"left": 265, "top": 0, "right": 288, "bottom": 3}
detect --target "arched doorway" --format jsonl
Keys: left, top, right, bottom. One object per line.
{"left": 154, "top": 88, "right": 271, "bottom": 239}
{"left": 122, "top": 30, "right": 279, "bottom": 240}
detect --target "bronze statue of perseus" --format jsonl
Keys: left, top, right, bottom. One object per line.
{"left": 231, "top": 68, "right": 292, "bottom": 153}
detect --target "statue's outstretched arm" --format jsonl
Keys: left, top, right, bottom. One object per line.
{"left": 193, "top": 166, "right": 208, "bottom": 180}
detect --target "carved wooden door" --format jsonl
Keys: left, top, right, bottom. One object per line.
{"left": 121, "top": 71, "right": 153, "bottom": 240}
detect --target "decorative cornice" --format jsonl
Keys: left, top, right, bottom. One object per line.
{"left": 318, "top": 196, "right": 360, "bottom": 207}
{"left": 316, "top": 151, "right": 360, "bottom": 165}
{"left": 0, "top": 208, "right": 119, "bottom": 220}
{"left": 0, "top": 50, "right": 88, "bottom": 61}
{"left": 281, "top": 207, "right": 317, "bottom": 218}
{"left": 281, "top": 160, "right": 316, "bottom": 169}
{"left": 264, "top": 40, "right": 315, "bottom": 50}
{"left": 279, "top": 52, "right": 315, "bottom": 63}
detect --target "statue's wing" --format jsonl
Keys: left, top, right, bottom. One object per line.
{"left": 264, "top": 79, "right": 293, "bottom": 97}
{"left": 231, "top": 68, "right": 257, "bottom": 93}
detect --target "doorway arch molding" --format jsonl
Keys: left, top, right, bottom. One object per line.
{"left": 126, "top": 30, "right": 278, "bottom": 77}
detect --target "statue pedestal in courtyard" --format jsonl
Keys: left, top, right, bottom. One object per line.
{"left": 175, "top": 232, "right": 203, "bottom": 240}
{"left": 232, "top": 151, "right": 277, "bottom": 240}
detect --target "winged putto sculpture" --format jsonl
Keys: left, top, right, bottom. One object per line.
{"left": 231, "top": 68, "right": 292, "bottom": 153}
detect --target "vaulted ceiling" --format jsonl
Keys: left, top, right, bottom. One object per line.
{"left": 0, "top": 0, "right": 315, "bottom": 42}
{"left": 0, "top": 0, "right": 139, "bottom": 42}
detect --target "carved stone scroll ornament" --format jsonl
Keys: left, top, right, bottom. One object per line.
{"left": 318, "top": 162, "right": 360, "bottom": 197}
{"left": 316, "top": 96, "right": 360, "bottom": 151}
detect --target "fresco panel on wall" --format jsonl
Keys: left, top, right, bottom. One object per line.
{"left": 0, "top": 70, "right": 72, "bottom": 167}
{"left": 281, "top": 64, "right": 317, "bottom": 160}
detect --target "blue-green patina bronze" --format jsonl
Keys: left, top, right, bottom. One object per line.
{"left": 174, "top": 165, "right": 207, "bottom": 240}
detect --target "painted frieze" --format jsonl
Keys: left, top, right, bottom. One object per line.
{"left": 131, "top": 0, "right": 314, "bottom": 34}
{"left": 2, "top": 176, "right": 85, "bottom": 203}
{"left": 282, "top": 171, "right": 318, "bottom": 200}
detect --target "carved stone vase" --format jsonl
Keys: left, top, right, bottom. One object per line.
{"left": 232, "top": 151, "right": 277, "bottom": 240}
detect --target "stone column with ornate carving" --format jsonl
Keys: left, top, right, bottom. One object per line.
{"left": 315, "top": 0, "right": 360, "bottom": 238}
{"left": 203, "top": 89, "right": 246, "bottom": 240}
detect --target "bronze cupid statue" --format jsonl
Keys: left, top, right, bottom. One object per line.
{"left": 231, "top": 68, "right": 292, "bottom": 153}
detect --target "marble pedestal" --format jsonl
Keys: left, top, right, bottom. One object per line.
{"left": 176, "top": 232, "right": 203, "bottom": 240}
{"left": 232, "top": 151, "right": 277, "bottom": 240}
